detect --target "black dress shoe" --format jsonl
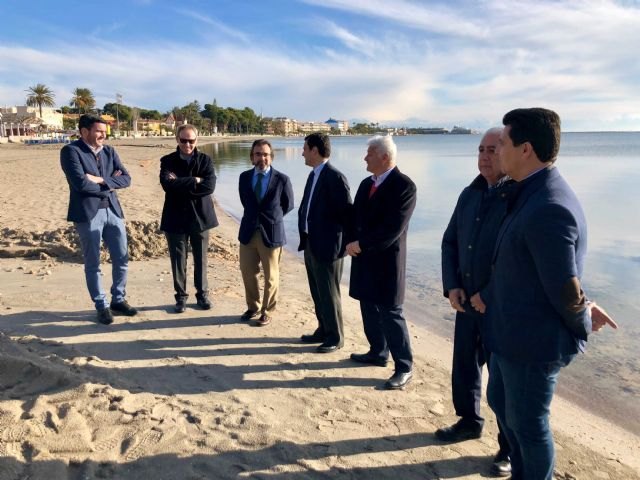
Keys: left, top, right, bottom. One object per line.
{"left": 490, "top": 450, "right": 512, "bottom": 477}
{"left": 175, "top": 299, "right": 186, "bottom": 313}
{"left": 196, "top": 296, "right": 212, "bottom": 310}
{"left": 301, "top": 332, "right": 325, "bottom": 344}
{"left": 434, "top": 419, "right": 482, "bottom": 442}
{"left": 385, "top": 371, "right": 413, "bottom": 390}
{"left": 316, "top": 343, "right": 342, "bottom": 353}
{"left": 110, "top": 300, "right": 138, "bottom": 316}
{"left": 240, "top": 309, "right": 258, "bottom": 321}
{"left": 97, "top": 308, "right": 114, "bottom": 325}
{"left": 350, "top": 352, "right": 388, "bottom": 367}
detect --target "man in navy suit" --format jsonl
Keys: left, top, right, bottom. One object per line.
{"left": 347, "top": 135, "right": 417, "bottom": 390}
{"left": 60, "top": 114, "right": 137, "bottom": 324}
{"left": 238, "top": 139, "right": 294, "bottom": 326}
{"left": 298, "top": 133, "right": 352, "bottom": 353}
{"left": 475, "top": 108, "right": 617, "bottom": 479}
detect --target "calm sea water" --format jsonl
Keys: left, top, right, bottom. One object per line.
{"left": 201, "top": 133, "right": 640, "bottom": 434}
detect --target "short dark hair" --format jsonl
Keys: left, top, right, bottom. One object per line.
{"left": 502, "top": 108, "right": 561, "bottom": 163}
{"left": 304, "top": 132, "right": 331, "bottom": 158}
{"left": 78, "top": 114, "right": 106, "bottom": 131}
{"left": 250, "top": 139, "right": 274, "bottom": 159}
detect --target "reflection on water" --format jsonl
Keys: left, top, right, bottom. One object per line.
{"left": 201, "top": 133, "right": 640, "bottom": 434}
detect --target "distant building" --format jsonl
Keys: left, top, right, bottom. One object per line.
{"left": 270, "top": 117, "right": 299, "bottom": 136}
{"left": 136, "top": 118, "right": 164, "bottom": 135}
{"left": 0, "top": 105, "right": 63, "bottom": 130}
{"left": 298, "top": 121, "right": 331, "bottom": 134}
{"left": 325, "top": 118, "right": 349, "bottom": 133}
{"left": 450, "top": 125, "right": 472, "bottom": 134}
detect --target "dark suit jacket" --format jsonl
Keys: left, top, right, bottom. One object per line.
{"left": 484, "top": 166, "right": 591, "bottom": 363}
{"left": 60, "top": 140, "right": 131, "bottom": 222}
{"left": 159, "top": 148, "right": 218, "bottom": 233}
{"left": 349, "top": 167, "right": 417, "bottom": 306}
{"left": 297, "top": 162, "right": 352, "bottom": 262}
{"left": 441, "top": 174, "right": 512, "bottom": 315}
{"left": 238, "top": 167, "right": 294, "bottom": 248}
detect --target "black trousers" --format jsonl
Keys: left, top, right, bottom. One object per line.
{"left": 360, "top": 301, "right": 413, "bottom": 374}
{"left": 304, "top": 248, "right": 344, "bottom": 346}
{"left": 453, "top": 309, "right": 509, "bottom": 453}
{"left": 166, "top": 230, "right": 209, "bottom": 301}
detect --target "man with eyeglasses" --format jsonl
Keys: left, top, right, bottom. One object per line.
{"left": 237, "top": 139, "right": 294, "bottom": 326}
{"left": 160, "top": 124, "right": 218, "bottom": 313}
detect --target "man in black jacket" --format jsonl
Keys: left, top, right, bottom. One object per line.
{"left": 347, "top": 135, "right": 417, "bottom": 390}
{"left": 298, "top": 133, "right": 352, "bottom": 353}
{"left": 439, "top": 127, "right": 512, "bottom": 477}
{"left": 160, "top": 124, "right": 218, "bottom": 313}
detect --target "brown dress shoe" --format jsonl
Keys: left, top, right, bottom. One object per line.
{"left": 255, "top": 313, "right": 271, "bottom": 326}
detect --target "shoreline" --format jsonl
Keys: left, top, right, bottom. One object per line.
{"left": 0, "top": 139, "right": 638, "bottom": 478}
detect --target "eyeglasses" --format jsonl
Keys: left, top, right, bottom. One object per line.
{"left": 179, "top": 138, "right": 196, "bottom": 144}
{"left": 253, "top": 152, "right": 271, "bottom": 157}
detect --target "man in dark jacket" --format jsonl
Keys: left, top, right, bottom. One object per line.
{"left": 160, "top": 124, "right": 218, "bottom": 313}
{"left": 238, "top": 139, "right": 294, "bottom": 326}
{"left": 480, "top": 108, "right": 616, "bottom": 479}
{"left": 298, "top": 133, "right": 352, "bottom": 353}
{"left": 439, "top": 127, "right": 512, "bottom": 477}
{"left": 347, "top": 135, "right": 416, "bottom": 390}
{"left": 60, "top": 114, "right": 137, "bottom": 325}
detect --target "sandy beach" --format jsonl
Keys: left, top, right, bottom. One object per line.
{"left": 0, "top": 138, "right": 638, "bottom": 479}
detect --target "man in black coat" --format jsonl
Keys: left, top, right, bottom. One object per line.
{"left": 347, "top": 135, "right": 417, "bottom": 390}
{"left": 160, "top": 124, "right": 218, "bottom": 313}
{"left": 298, "top": 133, "right": 352, "bottom": 353}
{"left": 238, "top": 139, "right": 294, "bottom": 326}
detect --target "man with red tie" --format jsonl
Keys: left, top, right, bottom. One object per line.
{"left": 346, "top": 135, "right": 417, "bottom": 390}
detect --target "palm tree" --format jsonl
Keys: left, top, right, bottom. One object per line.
{"left": 25, "top": 84, "right": 56, "bottom": 118}
{"left": 69, "top": 88, "right": 96, "bottom": 113}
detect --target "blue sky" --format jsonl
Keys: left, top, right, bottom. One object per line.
{"left": 1, "top": 0, "right": 639, "bottom": 131}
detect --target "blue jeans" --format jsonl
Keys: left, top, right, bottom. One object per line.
{"left": 360, "top": 301, "right": 413, "bottom": 373}
{"left": 487, "top": 353, "right": 574, "bottom": 480}
{"left": 75, "top": 208, "right": 128, "bottom": 310}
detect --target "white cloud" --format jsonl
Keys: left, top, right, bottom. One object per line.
{"left": 1, "top": 1, "right": 639, "bottom": 130}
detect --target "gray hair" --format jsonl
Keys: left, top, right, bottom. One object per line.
{"left": 367, "top": 135, "right": 397, "bottom": 164}
{"left": 176, "top": 123, "right": 198, "bottom": 138}
{"left": 484, "top": 127, "right": 503, "bottom": 137}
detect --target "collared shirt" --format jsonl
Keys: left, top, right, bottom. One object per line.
{"left": 371, "top": 166, "right": 394, "bottom": 187}
{"left": 81, "top": 139, "right": 104, "bottom": 157}
{"left": 252, "top": 166, "right": 272, "bottom": 196}
{"left": 304, "top": 159, "right": 328, "bottom": 232}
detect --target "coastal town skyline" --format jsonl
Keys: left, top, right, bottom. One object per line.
{"left": 1, "top": 0, "right": 639, "bottom": 132}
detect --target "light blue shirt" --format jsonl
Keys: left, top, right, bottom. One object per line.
{"left": 252, "top": 166, "right": 272, "bottom": 199}
{"left": 371, "top": 166, "right": 394, "bottom": 187}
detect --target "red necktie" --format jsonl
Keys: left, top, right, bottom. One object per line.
{"left": 369, "top": 183, "right": 377, "bottom": 198}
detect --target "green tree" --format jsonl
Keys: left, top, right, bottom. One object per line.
{"left": 103, "top": 102, "right": 132, "bottom": 129}
{"left": 69, "top": 87, "right": 96, "bottom": 113}
{"left": 179, "top": 101, "right": 203, "bottom": 128}
{"left": 25, "top": 83, "right": 56, "bottom": 118}
{"left": 139, "top": 109, "right": 163, "bottom": 120}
